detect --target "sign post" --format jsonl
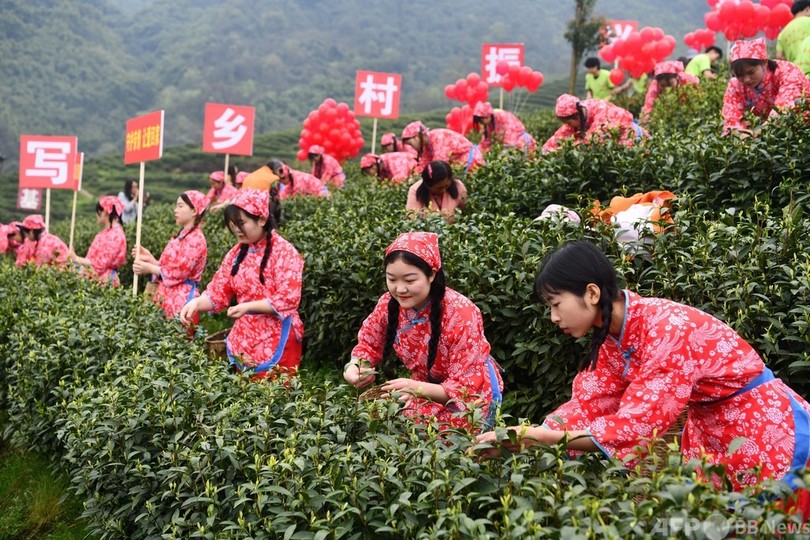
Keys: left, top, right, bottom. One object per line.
{"left": 68, "top": 153, "right": 84, "bottom": 251}
{"left": 354, "top": 71, "right": 402, "bottom": 154}
{"left": 124, "top": 110, "right": 165, "bottom": 297}
{"left": 481, "top": 43, "right": 525, "bottom": 109}
{"left": 202, "top": 103, "right": 256, "bottom": 186}
{"left": 18, "top": 134, "right": 78, "bottom": 227}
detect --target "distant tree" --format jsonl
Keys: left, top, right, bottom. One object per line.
{"left": 564, "top": 0, "right": 607, "bottom": 95}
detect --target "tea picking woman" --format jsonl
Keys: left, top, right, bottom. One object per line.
{"left": 542, "top": 94, "right": 642, "bottom": 153}
{"left": 471, "top": 101, "right": 536, "bottom": 155}
{"left": 179, "top": 189, "right": 304, "bottom": 378}
{"left": 307, "top": 144, "right": 346, "bottom": 188}
{"left": 401, "top": 121, "right": 485, "bottom": 175}
{"left": 405, "top": 160, "right": 467, "bottom": 224}
{"left": 133, "top": 190, "right": 208, "bottom": 321}
{"left": 14, "top": 215, "right": 69, "bottom": 267}
{"left": 344, "top": 231, "right": 503, "bottom": 431}
{"left": 476, "top": 240, "right": 810, "bottom": 515}
{"left": 722, "top": 37, "right": 810, "bottom": 137}
{"left": 70, "top": 196, "right": 127, "bottom": 286}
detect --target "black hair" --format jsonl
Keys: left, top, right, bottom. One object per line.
{"left": 730, "top": 58, "right": 778, "bottom": 78}
{"left": 792, "top": 0, "right": 810, "bottom": 15}
{"left": 534, "top": 241, "right": 620, "bottom": 371}
{"left": 558, "top": 102, "right": 589, "bottom": 139}
{"left": 382, "top": 135, "right": 398, "bottom": 152}
{"left": 381, "top": 250, "right": 446, "bottom": 383}
{"left": 415, "top": 160, "right": 459, "bottom": 207}
{"left": 267, "top": 159, "right": 293, "bottom": 188}
{"left": 174, "top": 193, "right": 206, "bottom": 239}
{"left": 706, "top": 46, "right": 723, "bottom": 58}
{"left": 123, "top": 179, "right": 137, "bottom": 201}
{"left": 227, "top": 164, "right": 238, "bottom": 180}
{"left": 223, "top": 202, "right": 276, "bottom": 285}
{"left": 654, "top": 73, "right": 679, "bottom": 86}
{"left": 96, "top": 202, "right": 121, "bottom": 227}
{"left": 310, "top": 154, "right": 323, "bottom": 179}
{"left": 584, "top": 57, "right": 601, "bottom": 69}
{"left": 19, "top": 226, "right": 43, "bottom": 242}
{"left": 472, "top": 114, "right": 496, "bottom": 141}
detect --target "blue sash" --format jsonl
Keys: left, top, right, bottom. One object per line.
{"left": 109, "top": 269, "right": 118, "bottom": 284}
{"left": 485, "top": 357, "right": 503, "bottom": 429}
{"left": 225, "top": 315, "right": 293, "bottom": 374}
{"left": 183, "top": 278, "right": 199, "bottom": 305}
{"left": 464, "top": 145, "right": 480, "bottom": 173}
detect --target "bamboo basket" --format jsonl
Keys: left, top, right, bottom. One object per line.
{"left": 358, "top": 384, "right": 387, "bottom": 401}
{"left": 204, "top": 329, "right": 230, "bottom": 362}
{"left": 143, "top": 281, "right": 159, "bottom": 301}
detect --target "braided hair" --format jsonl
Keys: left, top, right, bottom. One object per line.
{"left": 415, "top": 160, "right": 459, "bottom": 208}
{"left": 534, "top": 241, "right": 620, "bottom": 371}
{"left": 223, "top": 202, "right": 276, "bottom": 285}
{"left": 380, "top": 250, "right": 446, "bottom": 383}
{"left": 557, "top": 102, "right": 589, "bottom": 140}
{"left": 96, "top": 202, "right": 122, "bottom": 227}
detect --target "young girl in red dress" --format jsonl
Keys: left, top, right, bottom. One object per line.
{"left": 344, "top": 231, "right": 503, "bottom": 431}
{"left": 70, "top": 196, "right": 127, "bottom": 286}
{"left": 179, "top": 189, "right": 304, "bottom": 378}
{"left": 477, "top": 240, "right": 810, "bottom": 517}
{"left": 133, "top": 190, "right": 208, "bottom": 321}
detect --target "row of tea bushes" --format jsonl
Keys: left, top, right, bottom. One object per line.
{"left": 0, "top": 262, "right": 805, "bottom": 538}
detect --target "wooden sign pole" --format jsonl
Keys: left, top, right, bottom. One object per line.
{"left": 132, "top": 161, "right": 146, "bottom": 297}
{"left": 371, "top": 119, "right": 378, "bottom": 155}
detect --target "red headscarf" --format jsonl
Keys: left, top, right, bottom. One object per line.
{"left": 230, "top": 189, "right": 269, "bottom": 220}
{"left": 402, "top": 121, "right": 428, "bottom": 140}
{"left": 473, "top": 101, "right": 494, "bottom": 117}
{"left": 183, "top": 190, "right": 208, "bottom": 216}
{"left": 308, "top": 145, "right": 325, "bottom": 155}
{"left": 555, "top": 94, "right": 580, "bottom": 117}
{"left": 98, "top": 196, "right": 125, "bottom": 216}
{"left": 654, "top": 60, "right": 685, "bottom": 76}
{"left": 21, "top": 215, "right": 46, "bottom": 230}
{"left": 385, "top": 231, "right": 442, "bottom": 271}
{"left": 731, "top": 38, "right": 767, "bottom": 62}
{"left": 360, "top": 153, "right": 379, "bottom": 169}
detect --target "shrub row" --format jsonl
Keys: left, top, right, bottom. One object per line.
{"left": 0, "top": 262, "right": 806, "bottom": 538}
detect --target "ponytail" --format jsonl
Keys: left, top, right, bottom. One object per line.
{"left": 576, "top": 103, "right": 588, "bottom": 140}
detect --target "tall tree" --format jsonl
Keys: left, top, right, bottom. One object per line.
{"left": 564, "top": 0, "right": 607, "bottom": 95}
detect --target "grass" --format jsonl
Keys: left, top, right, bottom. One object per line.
{"left": 0, "top": 446, "right": 95, "bottom": 540}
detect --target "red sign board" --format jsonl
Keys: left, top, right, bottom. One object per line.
{"left": 17, "top": 188, "right": 43, "bottom": 211}
{"left": 124, "top": 110, "right": 165, "bottom": 165}
{"left": 481, "top": 43, "right": 525, "bottom": 86}
{"left": 202, "top": 103, "right": 255, "bottom": 156}
{"left": 18, "top": 135, "right": 78, "bottom": 189}
{"left": 354, "top": 71, "right": 402, "bottom": 119}
{"left": 604, "top": 20, "right": 638, "bottom": 43}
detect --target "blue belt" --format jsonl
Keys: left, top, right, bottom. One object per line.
{"left": 519, "top": 131, "right": 531, "bottom": 156}
{"left": 464, "top": 145, "right": 480, "bottom": 173}
{"left": 631, "top": 120, "right": 645, "bottom": 140}
{"left": 225, "top": 315, "right": 293, "bottom": 374}
{"left": 183, "top": 279, "right": 199, "bottom": 305}
{"left": 701, "top": 367, "right": 774, "bottom": 405}
{"left": 485, "top": 357, "right": 503, "bottom": 429}
{"left": 109, "top": 269, "right": 118, "bottom": 284}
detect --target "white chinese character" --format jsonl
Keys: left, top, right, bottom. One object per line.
{"left": 19, "top": 189, "right": 41, "bottom": 210}
{"left": 25, "top": 141, "right": 71, "bottom": 185}
{"left": 609, "top": 23, "right": 634, "bottom": 43}
{"left": 358, "top": 75, "right": 398, "bottom": 116}
{"left": 212, "top": 108, "right": 248, "bottom": 150}
{"left": 483, "top": 46, "right": 522, "bottom": 84}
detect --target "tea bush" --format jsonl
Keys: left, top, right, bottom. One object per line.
{"left": 0, "top": 262, "right": 805, "bottom": 538}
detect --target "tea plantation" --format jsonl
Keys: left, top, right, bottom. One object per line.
{"left": 2, "top": 80, "right": 810, "bottom": 538}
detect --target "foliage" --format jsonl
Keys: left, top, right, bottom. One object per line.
{"left": 563, "top": 0, "right": 607, "bottom": 94}
{"left": 0, "top": 262, "right": 805, "bottom": 538}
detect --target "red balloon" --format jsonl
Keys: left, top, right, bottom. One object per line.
{"left": 444, "top": 84, "right": 457, "bottom": 100}
{"left": 770, "top": 3, "right": 793, "bottom": 28}
{"left": 609, "top": 68, "right": 625, "bottom": 85}
{"left": 501, "top": 74, "right": 516, "bottom": 92}
{"left": 755, "top": 5, "right": 771, "bottom": 23}
{"left": 296, "top": 149, "right": 307, "bottom": 161}
{"left": 323, "top": 98, "right": 337, "bottom": 108}
{"left": 761, "top": 0, "right": 780, "bottom": 9}
{"left": 705, "top": 12, "right": 722, "bottom": 31}
{"left": 640, "top": 27, "right": 656, "bottom": 42}
{"left": 707, "top": 0, "right": 719, "bottom": 6}
{"left": 336, "top": 102, "right": 349, "bottom": 114}
{"left": 454, "top": 80, "right": 467, "bottom": 98}
{"left": 654, "top": 41, "right": 670, "bottom": 60}
{"left": 625, "top": 32, "right": 642, "bottom": 53}
{"left": 507, "top": 63, "right": 521, "bottom": 79}
{"left": 719, "top": 1, "right": 738, "bottom": 23}
{"left": 496, "top": 60, "right": 510, "bottom": 75}
{"left": 466, "top": 72, "right": 481, "bottom": 85}
{"left": 600, "top": 45, "right": 616, "bottom": 63}
{"left": 651, "top": 27, "right": 665, "bottom": 41}
{"left": 737, "top": 0, "right": 755, "bottom": 22}
{"left": 765, "top": 26, "right": 781, "bottom": 39}
{"left": 518, "top": 65, "right": 533, "bottom": 86}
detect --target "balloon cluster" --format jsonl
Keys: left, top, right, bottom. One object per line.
{"left": 444, "top": 73, "right": 489, "bottom": 106}
{"left": 599, "top": 27, "right": 677, "bottom": 79}
{"left": 297, "top": 99, "right": 364, "bottom": 163}
{"left": 445, "top": 106, "right": 474, "bottom": 135}
{"left": 704, "top": 0, "right": 794, "bottom": 41}
{"left": 494, "top": 61, "right": 544, "bottom": 92}
{"left": 683, "top": 28, "right": 717, "bottom": 51}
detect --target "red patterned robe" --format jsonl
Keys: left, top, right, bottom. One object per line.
{"left": 206, "top": 184, "right": 239, "bottom": 206}
{"left": 352, "top": 288, "right": 504, "bottom": 430}
{"left": 480, "top": 110, "right": 536, "bottom": 154}
{"left": 279, "top": 170, "right": 330, "bottom": 200}
{"left": 415, "top": 129, "right": 485, "bottom": 174}
{"left": 542, "top": 99, "right": 639, "bottom": 152}
{"left": 543, "top": 291, "right": 810, "bottom": 492}
{"left": 15, "top": 233, "right": 69, "bottom": 267}
{"left": 378, "top": 152, "right": 418, "bottom": 184}
{"left": 641, "top": 73, "right": 700, "bottom": 117}
{"left": 311, "top": 154, "right": 346, "bottom": 188}
{"left": 152, "top": 226, "right": 207, "bottom": 319}
{"left": 202, "top": 231, "right": 304, "bottom": 375}
{"left": 722, "top": 60, "right": 810, "bottom": 133}
{"left": 85, "top": 226, "right": 127, "bottom": 286}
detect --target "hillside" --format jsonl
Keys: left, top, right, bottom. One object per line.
{"left": 0, "top": 0, "right": 706, "bottom": 168}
